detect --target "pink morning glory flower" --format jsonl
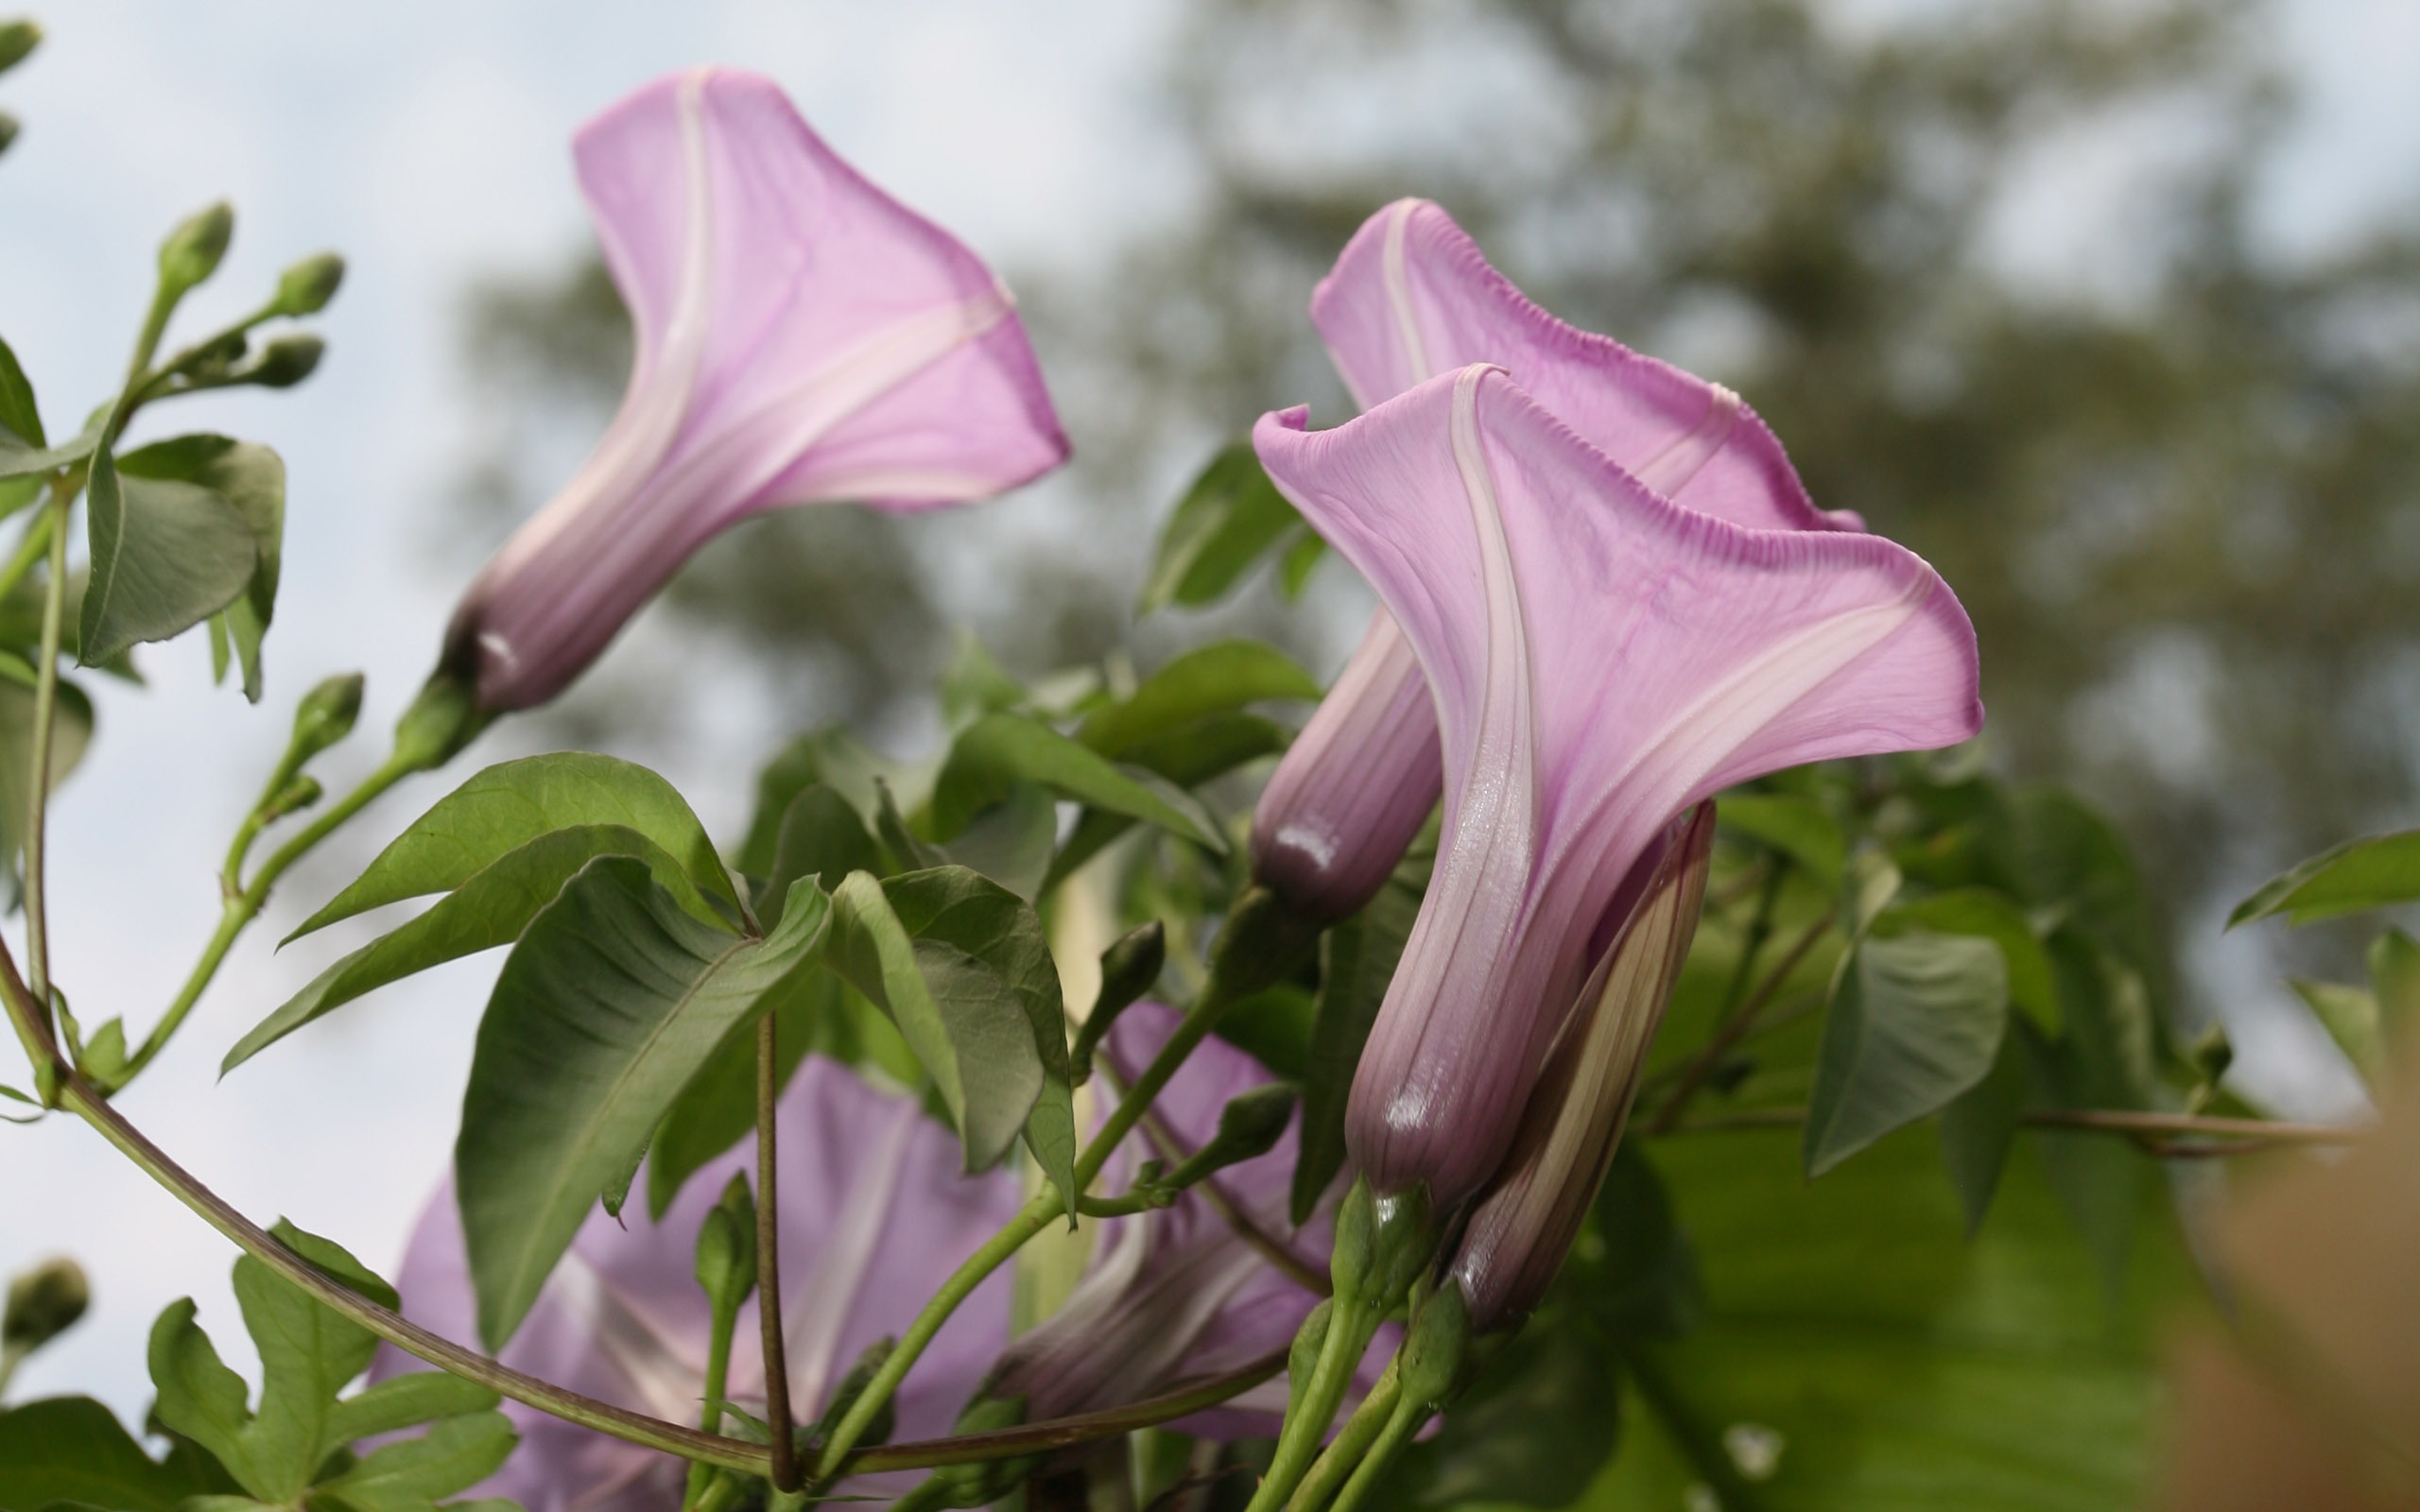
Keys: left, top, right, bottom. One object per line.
{"left": 443, "top": 67, "right": 1068, "bottom": 711}
{"left": 1252, "top": 198, "right": 1855, "bottom": 922}
{"left": 1253, "top": 363, "right": 1981, "bottom": 1207}
{"left": 372, "top": 1058, "right": 1025, "bottom": 1511}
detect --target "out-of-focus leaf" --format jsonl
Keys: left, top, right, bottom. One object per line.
{"left": 2230, "top": 829, "right": 2420, "bottom": 930}
{"left": 291, "top": 752, "right": 738, "bottom": 939}
{"left": 2031, "top": 930, "right": 2156, "bottom": 1298}
{"left": 456, "top": 859, "right": 828, "bottom": 1349}
{"left": 1805, "top": 930, "right": 2008, "bottom": 1177}
{"left": 1720, "top": 793, "right": 1847, "bottom": 885}
{"left": 1138, "top": 442, "right": 1305, "bottom": 613}
{"left": 940, "top": 782, "right": 1057, "bottom": 902}
{"left": 1292, "top": 877, "right": 1418, "bottom": 1224}
{"left": 737, "top": 727, "right": 900, "bottom": 877}
{"left": 1877, "top": 887, "right": 2059, "bottom": 1033}
{"left": 1594, "top": 1124, "right": 2194, "bottom": 1512}
{"left": 1938, "top": 1027, "right": 2027, "bottom": 1233}
{"left": 939, "top": 627, "right": 1029, "bottom": 730}
{"left": 2370, "top": 928, "right": 2420, "bottom": 1052}
{"left": 0, "top": 1397, "right": 213, "bottom": 1511}
{"left": 224, "top": 824, "right": 711, "bottom": 1074}
{"left": 1213, "top": 981, "right": 1315, "bottom": 1081}
{"left": 929, "top": 713, "right": 1222, "bottom": 851}
{"left": 2289, "top": 978, "right": 2383, "bottom": 1081}
{"left": 1074, "top": 640, "right": 1319, "bottom": 758}
{"left": 759, "top": 782, "right": 885, "bottom": 928}
{"left": 0, "top": 655, "right": 92, "bottom": 882}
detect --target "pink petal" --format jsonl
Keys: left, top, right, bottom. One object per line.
{"left": 1253, "top": 366, "right": 1979, "bottom": 1203}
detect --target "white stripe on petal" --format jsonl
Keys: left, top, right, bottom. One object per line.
{"left": 550, "top": 1250, "right": 706, "bottom": 1424}
{"left": 1382, "top": 199, "right": 1436, "bottom": 387}
{"left": 1633, "top": 383, "right": 1742, "bottom": 498}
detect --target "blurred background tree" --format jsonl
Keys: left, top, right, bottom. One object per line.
{"left": 448, "top": 0, "right": 2420, "bottom": 1037}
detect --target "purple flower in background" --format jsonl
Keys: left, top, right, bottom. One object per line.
{"left": 989, "top": 1003, "right": 1384, "bottom": 1441}
{"left": 1253, "top": 364, "right": 1981, "bottom": 1206}
{"left": 1251, "top": 198, "right": 1856, "bottom": 923}
{"left": 373, "top": 1058, "right": 1025, "bottom": 1511}
{"left": 1450, "top": 804, "right": 1714, "bottom": 1330}
{"left": 444, "top": 66, "right": 1068, "bottom": 711}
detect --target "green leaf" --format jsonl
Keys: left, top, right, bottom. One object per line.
{"left": 1805, "top": 931, "right": 2008, "bottom": 1177}
{"left": 311, "top": 1412, "right": 516, "bottom": 1512}
{"left": 1876, "top": 888, "right": 2059, "bottom": 1033}
{"left": 145, "top": 1299, "right": 262, "bottom": 1496}
{"left": 1597, "top": 1127, "right": 2192, "bottom": 1512}
{"left": 325, "top": 1374, "right": 498, "bottom": 1444}
{"left": 291, "top": 752, "right": 738, "bottom": 940}
{"left": 825, "top": 868, "right": 1078, "bottom": 1215}
{"left": 1719, "top": 793, "right": 1847, "bottom": 885}
{"left": 1292, "top": 878, "right": 1418, "bottom": 1225}
{"left": 1043, "top": 713, "right": 1289, "bottom": 889}
{"left": 0, "top": 335, "right": 42, "bottom": 450}
{"left": 225, "top": 824, "right": 714, "bottom": 1074}
{"left": 1279, "top": 528, "right": 1326, "bottom": 598}
{"left": 2288, "top": 978, "right": 2383, "bottom": 1079}
{"left": 0, "top": 1397, "right": 213, "bottom": 1512}
{"left": 1137, "top": 442, "right": 1305, "bottom": 613}
{"left": 940, "top": 782, "right": 1058, "bottom": 901}
{"left": 1073, "top": 640, "right": 1320, "bottom": 758}
{"left": 117, "top": 437, "right": 284, "bottom": 701}
{"left": 456, "top": 858, "right": 830, "bottom": 1349}
{"left": 760, "top": 782, "right": 886, "bottom": 927}
{"left": 2030, "top": 931, "right": 2154, "bottom": 1298}
{"left": 929, "top": 713, "right": 1223, "bottom": 851}
{"left": 1938, "top": 1028, "right": 2027, "bottom": 1233}
{"left": 736, "top": 728, "right": 898, "bottom": 878}
{"left": 78, "top": 437, "right": 257, "bottom": 666}
{"left": 2230, "top": 829, "right": 2420, "bottom": 929}
{"left": 230, "top": 1226, "right": 396, "bottom": 1501}
{"left": 939, "top": 627, "right": 1029, "bottom": 730}
{"left": 2368, "top": 927, "right": 2420, "bottom": 1051}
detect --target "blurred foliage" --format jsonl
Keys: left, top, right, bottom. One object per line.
{"left": 452, "top": 0, "right": 2420, "bottom": 970}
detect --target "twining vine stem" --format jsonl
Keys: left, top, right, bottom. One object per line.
{"left": 755, "top": 1011, "right": 801, "bottom": 1492}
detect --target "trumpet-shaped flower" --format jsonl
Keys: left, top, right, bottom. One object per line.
{"left": 1450, "top": 804, "right": 1714, "bottom": 1330}
{"left": 444, "top": 67, "right": 1068, "bottom": 711}
{"left": 1253, "top": 364, "right": 1981, "bottom": 1205}
{"left": 372, "top": 1058, "right": 1025, "bottom": 1511}
{"left": 1253, "top": 198, "right": 1853, "bottom": 921}
{"left": 989, "top": 1002, "right": 1383, "bottom": 1440}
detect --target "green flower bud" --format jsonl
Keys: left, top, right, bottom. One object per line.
{"left": 1396, "top": 1284, "right": 1471, "bottom": 1408}
{"left": 271, "top": 252, "right": 344, "bottom": 318}
{"left": 0, "top": 20, "right": 40, "bottom": 76}
{"left": 158, "top": 201, "right": 234, "bottom": 295}
{"left": 1166, "top": 1083, "right": 1298, "bottom": 1188}
{"left": 1070, "top": 919, "right": 1164, "bottom": 1083}
{"left": 290, "top": 672, "right": 363, "bottom": 763}
{"left": 694, "top": 1173, "right": 756, "bottom": 1315}
{"left": 1284, "top": 1297, "right": 1335, "bottom": 1422}
{"left": 905, "top": 1394, "right": 1030, "bottom": 1508}
{"left": 0, "top": 113, "right": 19, "bottom": 157}
{"left": 4, "top": 1257, "right": 89, "bottom": 1355}
{"left": 259, "top": 774, "right": 323, "bottom": 824}
{"left": 244, "top": 333, "right": 323, "bottom": 389}
{"left": 1207, "top": 885, "right": 1322, "bottom": 1000}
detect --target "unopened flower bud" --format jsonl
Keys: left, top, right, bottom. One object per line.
{"left": 0, "top": 20, "right": 40, "bottom": 75}
{"left": 1396, "top": 1284, "right": 1471, "bottom": 1409}
{"left": 906, "top": 1394, "right": 1031, "bottom": 1508}
{"left": 271, "top": 252, "right": 345, "bottom": 318}
{"left": 259, "top": 775, "right": 323, "bottom": 824}
{"left": 4, "top": 1257, "right": 90, "bottom": 1355}
{"left": 158, "top": 201, "right": 233, "bottom": 296}
{"left": 244, "top": 334, "right": 323, "bottom": 389}
{"left": 1166, "top": 1084, "right": 1298, "bottom": 1188}
{"left": 694, "top": 1173, "right": 756, "bottom": 1315}
{"left": 289, "top": 672, "right": 363, "bottom": 763}
{"left": 1448, "top": 805, "right": 1715, "bottom": 1331}
{"left": 0, "top": 113, "right": 19, "bottom": 157}
{"left": 1071, "top": 920, "right": 1164, "bottom": 1083}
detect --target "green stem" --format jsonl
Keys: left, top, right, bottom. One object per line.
{"left": 122, "top": 749, "right": 416, "bottom": 1085}
{"left": 1284, "top": 1362, "right": 1399, "bottom": 1512}
{"left": 0, "top": 1341, "right": 26, "bottom": 1400}
{"left": 126, "top": 285, "right": 181, "bottom": 390}
{"left": 1324, "top": 1395, "right": 1432, "bottom": 1512}
{"left": 21, "top": 479, "right": 72, "bottom": 1027}
{"left": 52, "top": 1068, "right": 769, "bottom": 1472}
{"left": 1248, "top": 1296, "right": 1374, "bottom": 1512}
{"left": 813, "top": 1190, "right": 1057, "bottom": 1482}
{"left": 1642, "top": 906, "right": 1832, "bottom": 1136}
{"left": 683, "top": 1300, "right": 744, "bottom": 1507}
{"left": 0, "top": 510, "right": 52, "bottom": 607}
{"left": 756, "top": 1012, "right": 800, "bottom": 1493}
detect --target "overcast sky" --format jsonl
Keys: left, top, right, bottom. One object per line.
{"left": 1, "top": 0, "right": 2414, "bottom": 1424}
